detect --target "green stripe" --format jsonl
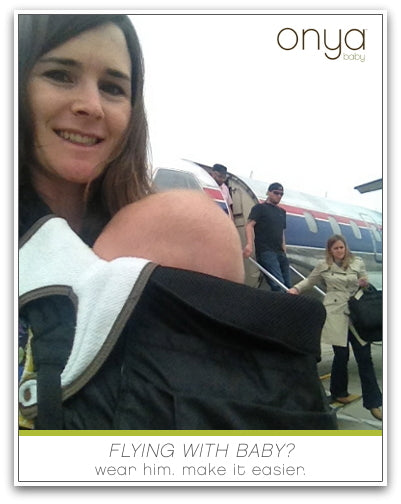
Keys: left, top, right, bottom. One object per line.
{"left": 19, "top": 430, "right": 382, "bottom": 436}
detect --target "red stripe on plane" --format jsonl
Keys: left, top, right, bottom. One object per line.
{"left": 204, "top": 187, "right": 225, "bottom": 201}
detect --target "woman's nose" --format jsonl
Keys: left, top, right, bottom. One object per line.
{"left": 71, "top": 83, "right": 105, "bottom": 120}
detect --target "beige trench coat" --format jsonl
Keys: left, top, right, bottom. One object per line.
{"left": 293, "top": 257, "right": 368, "bottom": 347}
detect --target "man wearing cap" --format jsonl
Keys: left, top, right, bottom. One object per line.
{"left": 243, "top": 183, "right": 291, "bottom": 292}
{"left": 211, "top": 164, "right": 234, "bottom": 219}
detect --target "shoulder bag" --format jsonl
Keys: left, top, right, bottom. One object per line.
{"left": 348, "top": 284, "right": 382, "bottom": 342}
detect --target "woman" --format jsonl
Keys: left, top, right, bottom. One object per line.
{"left": 19, "top": 13, "right": 244, "bottom": 281}
{"left": 18, "top": 13, "right": 245, "bottom": 428}
{"left": 19, "top": 14, "right": 148, "bottom": 241}
{"left": 288, "top": 235, "right": 383, "bottom": 421}
{"left": 18, "top": 14, "right": 336, "bottom": 430}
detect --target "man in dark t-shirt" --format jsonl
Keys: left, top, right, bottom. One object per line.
{"left": 243, "top": 182, "right": 291, "bottom": 291}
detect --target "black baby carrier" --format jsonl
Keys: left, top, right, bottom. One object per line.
{"left": 19, "top": 216, "right": 337, "bottom": 430}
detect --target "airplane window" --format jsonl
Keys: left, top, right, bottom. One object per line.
{"left": 349, "top": 220, "right": 362, "bottom": 239}
{"left": 303, "top": 212, "right": 318, "bottom": 233}
{"left": 328, "top": 216, "right": 341, "bottom": 235}
{"left": 153, "top": 168, "right": 203, "bottom": 191}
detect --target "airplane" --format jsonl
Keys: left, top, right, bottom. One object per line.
{"left": 152, "top": 159, "right": 383, "bottom": 292}
{"left": 152, "top": 158, "right": 230, "bottom": 215}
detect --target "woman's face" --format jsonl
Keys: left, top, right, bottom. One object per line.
{"left": 330, "top": 239, "right": 346, "bottom": 261}
{"left": 27, "top": 23, "right": 132, "bottom": 186}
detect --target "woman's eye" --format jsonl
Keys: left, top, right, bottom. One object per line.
{"left": 100, "top": 82, "right": 126, "bottom": 96}
{"left": 42, "top": 70, "right": 73, "bottom": 83}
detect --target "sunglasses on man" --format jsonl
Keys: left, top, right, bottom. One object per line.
{"left": 272, "top": 190, "right": 284, "bottom": 196}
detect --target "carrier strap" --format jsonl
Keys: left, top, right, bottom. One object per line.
{"left": 19, "top": 216, "right": 156, "bottom": 425}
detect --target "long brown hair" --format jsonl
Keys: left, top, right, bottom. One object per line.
{"left": 18, "top": 14, "right": 152, "bottom": 242}
{"left": 325, "top": 234, "right": 354, "bottom": 269}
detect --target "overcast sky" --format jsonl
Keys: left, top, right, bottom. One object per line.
{"left": 131, "top": 12, "right": 384, "bottom": 212}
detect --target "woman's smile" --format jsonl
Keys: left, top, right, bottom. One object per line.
{"left": 55, "top": 129, "right": 103, "bottom": 146}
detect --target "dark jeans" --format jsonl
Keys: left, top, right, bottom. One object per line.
{"left": 330, "top": 331, "right": 382, "bottom": 410}
{"left": 257, "top": 250, "right": 291, "bottom": 292}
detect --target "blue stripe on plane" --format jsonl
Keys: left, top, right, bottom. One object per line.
{"left": 215, "top": 200, "right": 230, "bottom": 214}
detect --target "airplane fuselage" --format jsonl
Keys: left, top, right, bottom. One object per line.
{"left": 152, "top": 160, "right": 383, "bottom": 290}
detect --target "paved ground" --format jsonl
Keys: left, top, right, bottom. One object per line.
{"left": 318, "top": 341, "right": 383, "bottom": 430}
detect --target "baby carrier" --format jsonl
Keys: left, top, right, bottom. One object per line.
{"left": 19, "top": 216, "right": 337, "bottom": 430}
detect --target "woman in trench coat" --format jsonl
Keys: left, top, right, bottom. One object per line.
{"left": 288, "top": 235, "right": 382, "bottom": 421}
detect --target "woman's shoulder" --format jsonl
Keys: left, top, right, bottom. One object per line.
{"left": 350, "top": 256, "right": 365, "bottom": 267}
{"left": 306, "top": 260, "right": 330, "bottom": 277}
{"left": 316, "top": 260, "right": 330, "bottom": 271}
{"left": 19, "top": 183, "right": 53, "bottom": 238}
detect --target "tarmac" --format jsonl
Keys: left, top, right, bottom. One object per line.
{"left": 318, "top": 341, "right": 384, "bottom": 430}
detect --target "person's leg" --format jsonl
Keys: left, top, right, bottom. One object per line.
{"left": 278, "top": 252, "right": 292, "bottom": 288}
{"left": 257, "top": 251, "right": 285, "bottom": 291}
{"left": 93, "top": 190, "right": 245, "bottom": 284}
{"left": 349, "top": 332, "right": 382, "bottom": 410}
{"left": 330, "top": 343, "right": 350, "bottom": 399}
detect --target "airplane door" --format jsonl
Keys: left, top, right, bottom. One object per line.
{"left": 360, "top": 213, "right": 382, "bottom": 263}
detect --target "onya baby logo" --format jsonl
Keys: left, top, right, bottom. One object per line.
{"left": 277, "top": 27, "right": 366, "bottom": 61}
